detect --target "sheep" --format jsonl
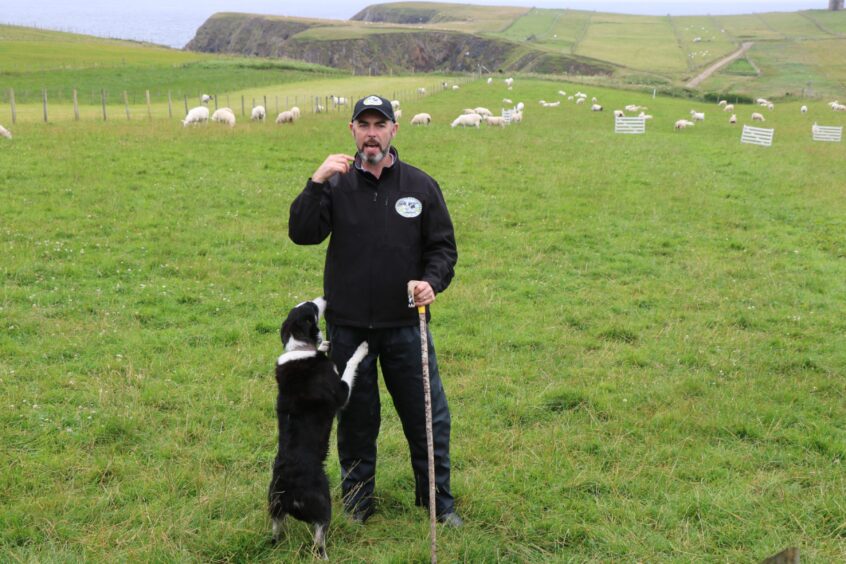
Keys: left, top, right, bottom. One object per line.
{"left": 723, "top": 104, "right": 735, "bottom": 112}
{"left": 516, "top": 102, "right": 524, "bottom": 111}
{"left": 832, "top": 103, "right": 846, "bottom": 112}
{"left": 452, "top": 85, "right": 460, "bottom": 90}
{"left": 558, "top": 90, "right": 566, "bottom": 96}
{"left": 800, "top": 105, "right": 808, "bottom": 114}
{"left": 504, "top": 77, "right": 514, "bottom": 87}
{"left": 576, "top": 97, "right": 586, "bottom": 105}
{"left": 718, "top": 100, "right": 728, "bottom": 107}
{"left": 410, "top": 113, "right": 432, "bottom": 126}
{"left": 474, "top": 107, "right": 493, "bottom": 118}
{"left": 315, "top": 104, "right": 325, "bottom": 113}
{"left": 330, "top": 95, "right": 348, "bottom": 106}
{"left": 0, "top": 124, "right": 11, "bottom": 139}
{"left": 417, "top": 87, "right": 426, "bottom": 95}
{"left": 575, "top": 92, "right": 587, "bottom": 98}
{"left": 394, "top": 109, "right": 402, "bottom": 120}
{"left": 545, "top": 101, "right": 561, "bottom": 107}
{"left": 211, "top": 107, "right": 236, "bottom": 127}
{"left": 751, "top": 112, "right": 765, "bottom": 122}
{"left": 485, "top": 115, "right": 507, "bottom": 127}
{"left": 624, "top": 104, "right": 644, "bottom": 112}
{"left": 674, "top": 119, "right": 695, "bottom": 129}
{"left": 591, "top": 97, "right": 598, "bottom": 103}
{"left": 201, "top": 94, "right": 211, "bottom": 104}
{"left": 275, "top": 110, "right": 295, "bottom": 124}
{"left": 510, "top": 110, "right": 523, "bottom": 123}
{"left": 766, "top": 102, "right": 774, "bottom": 110}
{"left": 182, "top": 106, "right": 209, "bottom": 126}
{"left": 390, "top": 100, "right": 401, "bottom": 111}
{"left": 290, "top": 106, "right": 301, "bottom": 120}
{"left": 486, "top": 77, "right": 493, "bottom": 85}
{"left": 502, "top": 98, "right": 513, "bottom": 104}
{"left": 756, "top": 98, "right": 769, "bottom": 105}
{"left": 462, "top": 108, "right": 476, "bottom": 115}
{"left": 828, "top": 100, "right": 839, "bottom": 108}
{"left": 591, "top": 104, "right": 603, "bottom": 112}
{"left": 614, "top": 109, "right": 625, "bottom": 118}
{"left": 567, "top": 96, "right": 574, "bottom": 101}
{"left": 538, "top": 100, "right": 547, "bottom": 105}
{"left": 729, "top": 114, "right": 737, "bottom": 124}
{"left": 690, "top": 110, "right": 705, "bottom": 121}
{"left": 638, "top": 111, "right": 653, "bottom": 120}
{"left": 451, "top": 113, "right": 482, "bottom": 128}
{"left": 251, "top": 105, "right": 266, "bottom": 121}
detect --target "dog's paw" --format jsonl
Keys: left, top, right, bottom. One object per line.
{"left": 317, "top": 340, "right": 330, "bottom": 353}
{"left": 354, "top": 341, "right": 369, "bottom": 359}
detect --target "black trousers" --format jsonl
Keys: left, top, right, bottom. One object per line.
{"left": 328, "top": 323, "right": 455, "bottom": 517}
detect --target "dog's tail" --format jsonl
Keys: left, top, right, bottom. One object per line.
{"left": 341, "top": 341, "right": 368, "bottom": 404}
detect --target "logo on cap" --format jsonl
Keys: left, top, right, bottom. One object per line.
{"left": 363, "top": 96, "right": 383, "bottom": 106}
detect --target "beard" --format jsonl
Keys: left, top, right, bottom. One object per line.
{"left": 358, "top": 142, "right": 390, "bottom": 165}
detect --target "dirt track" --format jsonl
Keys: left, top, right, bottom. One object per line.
{"left": 685, "top": 41, "right": 754, "bottom": 89}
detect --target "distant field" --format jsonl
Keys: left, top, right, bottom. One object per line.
{"left": 804, "top": 9, "right": 846, "bottom": 34}
{"left": 576, "top": 14, "right": 687, "bottom": 73}
{"left": 497, "top": 8, "right": 591, "bottom": 53}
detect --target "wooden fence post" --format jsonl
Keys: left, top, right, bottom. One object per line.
{"left": 101, "top": 89, "right": 107, "bottom": 121}
{"left": 73, "top": 89, "right": 79, "bottom": 121}
{"left": 42, "top": 89, "right": 48, "bottom": 122}
{"left": 263, "top": 95, "right": 267, "bottom": 112}
{"left": 9, "top": 88, "right": 16, "bottom": 124}
{"left": 123, "top": 91, "right": 130, "bottom": 120}
{"left": 275, "top": 96, "right": 279, "bottom": 115}
{"left": 241, "top": 95, "right": 245, "bottom": 117}
{"left": 184, "top": 95, "right": 188, "bottom": 115}
{"left": 145, "top": 90, "right": 151, "bottom": 119}
{"left": 213, "top": 94, "right": 218, "bottom": 111}
{"left": 168, "top": 91, "right": 172, "bottom": 118}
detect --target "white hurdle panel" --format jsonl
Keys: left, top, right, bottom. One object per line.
{"left": 501, "top": 109, "right": 514, "bottom": 124}
{"left": 614, "top": 116, "right": 646, "bottom": 134}
{"left": 812, "top": 125, "right": 842, "bottom": 142}
{"left": 741, "top": 125, "right": 774, "bottom": 147}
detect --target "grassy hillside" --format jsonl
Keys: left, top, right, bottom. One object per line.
{"left": 2, "top": 35, "right": 846, "bottom": 561}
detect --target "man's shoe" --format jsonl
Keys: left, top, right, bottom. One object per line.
{"left": 348, "top": 505, "right": 375, "bottom": 524}
{"left": 437, "top": 512, "right": 463, "bottom": 528}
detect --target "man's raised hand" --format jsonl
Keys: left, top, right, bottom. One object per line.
{"left": 312, "top": 154, "right": 355, "bottom": 184}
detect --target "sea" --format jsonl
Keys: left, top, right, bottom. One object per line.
{"left": 0, "top": 0, "right": 824, "bottom": 50}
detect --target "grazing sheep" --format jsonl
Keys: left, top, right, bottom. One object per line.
{"left": 275, "top": 110, "right": 295, "bottom": 124}
{"left": 503, "top": 98, "right": 513, "bottom": 104}
{"left": 723, "top": 104, "right": 735, "bottom": 112}
{"left": 558, "top": 90, "right": 566, "bottom": 96}
{"left": 542, "top": 101, "right": 560, "bottom": 107}
{"left": 591, "top": 104, "right": 603, "bottom": 112}
{"left": 756, "top": 98, "right": 769, "bottom": 105}
{"left": 182, "top": 106, "right": 210, "bottom": 126}
{"left": 751, "top": 112, "right": 765, "bottom": 122}
{"left": 567, "top": 96, "right": 574, "bottom": 101}
{"left": 452, "top": 85, "right": 460, "bottom": 90}
{"left": 0, "top": 124, "right": 11, "bottom": 139}
{"left": 410, "top": 113, "right": 432, "bottom": 126}
{"left": 315, "top": 104, "right": 325, "bottom": 113}
{"left": 690, "top": 110, "right": 705, "bottom": 121}
{"left": 486, "top": 77, "right": 493, "bottom": 85}
{"left": 510, "top": 111, "right": 523, "bottom": 123}
{"left": 624, "top": 104, "right": 645, "bottom": 112}
{"left": 462, "top": 108, "right": 476, "bottom": 115}
{"left": 591, "top": 97, "right": 598, "bottom": 103}
{"left": 800, "top": 105, "right": 808, "bottom": 114}
{"left": 394, "top": 109, "right": 402, "bottom": 120}
{"left": 718, "top": 100, "right": 728, "bottom": 107}
{"left": 417, "top": 87, "right": 427, "bottom": 95}
{"left": 330, "top": 95, "right": 348, "bottom": 106}
{"left": 211, "top": 107, "right": 236, "bottom": 127}
{"left": 251, "top": 105, "right": 266, "bottom": 121}
{"left": 575, "top": 92, "right": 586, "bottom": 98}
{"left": 674, "top": 119, "right": 695, "bottom": 130}
{"left": 485, "top": 116, "right": 507, "bottom": 127}
{"left": 766, "top": 102, "right": 774, "bottom": 110}
{"left": 290, "top": 106, "right": 301, "bottom": 120}
{"left": 576, "top": 97, "right": 586, "bottom": 105}
{"left": 729, "top": 114, "right": 737, "bottom": 124}
{"left": 614, "top": 109, "right": 625, "bottom": 118}
{"left": 474, "top": 107, "right": 493, "bottom": 117}
{"left": 516, "top": 102, "right": 524, "bottom": 111}
{"left": 832, "top": 103, "right": 846, "bottom": 112}
{"left": 504, "top": 77, "right": 514, "bottom": 87}
{"left": 827, "top": 100, "right": 839, "bottom": 108}
{"left": 638, "top": 111, "right": 653, "bottom": 120}
{"left": 390, "top": 100, "right": 401, "bottom": 111}
{"left": 451, "top": 113, "right": 482, "bottom": 128}
{"left": 201, "top": 94, "right": 211, "bottom": 104}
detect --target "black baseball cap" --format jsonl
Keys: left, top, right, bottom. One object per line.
{"left": 351, "top": 95, "right": 395, "bottom": 122}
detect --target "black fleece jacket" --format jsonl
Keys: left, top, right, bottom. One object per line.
{"left": 288, "top": 148, "right": 457, "bottom": 328}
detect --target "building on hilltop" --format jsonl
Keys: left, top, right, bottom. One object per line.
{"left": 830, "top": 0, "right": 844, "bottom": 10}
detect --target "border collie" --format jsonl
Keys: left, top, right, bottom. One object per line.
{"left": 268, "top": 297, "right": 368, "bottom": 560}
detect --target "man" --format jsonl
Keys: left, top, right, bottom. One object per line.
{"left": 288, "top": 95, "right": 462, "bottom": 527}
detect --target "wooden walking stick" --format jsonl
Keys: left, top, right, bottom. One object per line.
{"left": 408, "top": 281, "right": 437, "bottom": 564}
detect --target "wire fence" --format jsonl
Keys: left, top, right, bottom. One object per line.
{"left": 3, "top": 77, "right": 475, "bottom": 125}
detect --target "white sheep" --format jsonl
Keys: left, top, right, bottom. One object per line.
{"left": 503, "top": 98, "right": 513, "bottom": 104}
{"left": 800, "top": 105, "right": 808, "bottom": 114}
{"left": 510, "top": 110, "right": 523, "bottom": 123}
{"left": 452, "top": 85, "right": 460, "bottom": 90}
{"left": 485, "top": 115, "right": 507, "bottom": 127}
{"left": 756, "top": 98, "right": 769, "bottom": 105}
{"left": 567, "top": 96, "right": 574, "bottom": 101}
{"left": 613, "top": 109, "right": 625, "bottom": 118}
{"left": 211, "top": 107, "right": 236, "bottom": 127}
{"left": 729, "top": 114, "right": 737, "bottom": 124}
{"left": 575, "top": 92, "right": 586, "bottom": 98}
{"left": 182, "top": 106, "right": 209, "bottom": 126}
{"left": 576, "top": 97, "right": 586, "bottom": 105}
{"left": 390, "top": 100, "right": 401, "bottom": 111}
{"left": 832, "top": 103, "right": 846, "bottom": 112}
{"left": 251, "top": 105, "right": 266, "bottom": 121}
{"left": 723, "top": 104, "right": 735, "bottom": 112}
{"left": 751, "top": 112, "right": 766, "bottom": 122}
{"left": 591, "top": 97, "right": 598, "bottom": 103}
{"left": 330, "top": 95, "right": 348, "bottom": 106}
{"left": 486, "top": 77, "right": 493, "bottom": 85}
{"left": 474, "top": 107, "right": 493, "bottom": 117}
{"left": 201, "top": 94, "right": 211, "bottom": 104}
{"left": 417, "top": 87, "right": 426, "bottom": 95}
{"left": 516, "top": 102, "right": 524, "bottom": 111}
{"left": 315, "top": 104, "right": 325, "bottom": 113}
{"left": 766, "top": 102, "right": 774, "bottom": 110}
{"left": 690, "top": 110, "right": 705, "bottom": 121}
{"left": 290, "top": 106, "right": 301, "bottom": 120}
{"left": 590, "top": 104, "right": 603, "bottom": 112}
{"left": 674, "top": 119, "right": 695, "bottom": 129}
{"left": 718, "top": 100, "right": 728, "bottom": 107}
{"left": 394, "top": 109, "right": 402, "bottom": 120}
{"left": 451, "top": 113, "right": 482, "bottom": 128}
{"left": 504, "top": 77, "right": 514, "bottom": 87}
{"left": 275, "top": 110, "right": 295, "bottom": 124}
{"left": 624, "top": 104, "right": 644, "bottom": 112}
{"left": 558, "top": 90, "right": 566, "bottom": 96}
{"left": 638, "top": 111, "right": 653, "bottom": 120}
{"left": 462, "top": 108, "right": 476, "bottom": 115}
{"left": 0, "top": 124, "right": 11, "bottom": 139}
{"left": 410, "top": 113, "right": 432, "bottom": 126}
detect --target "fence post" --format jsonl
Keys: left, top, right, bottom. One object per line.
{"left": 263, "top": 95, "right": 267, "bottom": 112}
{"left": 73, "top": 89, "right": 79, "bottom": 121}
{"left": 184, "top": 95, "right": 188, "bottom": 115}
{"left": 123, "top": 91, "right": 130, "bottom": 120}
{"left": 241, "top": 95, "right": 245, "bottom": 117}
{"left": 168, "top": 91, "right": 172, "bottom": 118}
{"left": 146, "top": 90, "right": 151, "bottom": 119}
{"left": 42, "top": 89, "right": 48, "bottom": 123}
{"left": 214, "top": 94, "right": 218, "bottom": 111}
{"left": 10, "top": 88, "right": 16, "bottom": 124}
{"left": 275, "top": 96, "right": 279, "bottom": 115}
{"left": 101, "top": 89, "right": 107, "bottom": 121}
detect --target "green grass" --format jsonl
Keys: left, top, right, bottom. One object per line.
{"left": 2, "top": 68, "right": 846, "bottom": 561}
{"left": 722, "top": 58, "right": 758, "bottom": 76}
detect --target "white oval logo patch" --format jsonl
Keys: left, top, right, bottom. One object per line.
{"left": 395, "top": 197, "right": 422, "bottom": 218}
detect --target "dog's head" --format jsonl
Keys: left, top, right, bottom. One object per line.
{"left": 280, "top": 297, "right": 327, "bottom": 352}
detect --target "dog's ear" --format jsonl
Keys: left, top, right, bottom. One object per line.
{"left": 312, "top": 297, "right": 327, "bottom": 320}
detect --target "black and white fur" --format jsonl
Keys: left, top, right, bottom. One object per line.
{"left": 268, "top": 297, "right": 368, "bottom": 560}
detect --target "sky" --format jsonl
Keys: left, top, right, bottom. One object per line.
{"left": 0, "top": 0, "right": 831, "bottom": 48}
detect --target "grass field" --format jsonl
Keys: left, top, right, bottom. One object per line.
{"left": 3, "top": 41, "right": 846, "bottom": 561}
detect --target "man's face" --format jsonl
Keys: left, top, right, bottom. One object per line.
{"left": 350, "top": 111, "right": 398, "bottom": 165}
